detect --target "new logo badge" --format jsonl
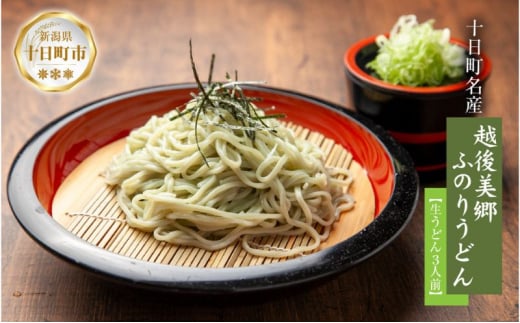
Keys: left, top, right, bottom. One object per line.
{"left": 14, "top": 11, "right": 97, "bottom": 92}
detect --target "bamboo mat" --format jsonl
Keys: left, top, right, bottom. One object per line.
{"left": 52, "top": 123, "right": 375, "bottom": 268}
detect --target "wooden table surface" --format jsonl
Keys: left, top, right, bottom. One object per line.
{"left": 2, "top": 0, "right": 518, "bottom": 321}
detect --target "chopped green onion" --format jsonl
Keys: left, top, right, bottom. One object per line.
{"left": 366, "top": 15, "right": 465, "bottom": 87}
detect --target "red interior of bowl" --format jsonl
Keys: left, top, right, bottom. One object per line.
{"left": 344, "top": 35, "right": 492, "bottom": 94}
{"left": 33, "top": 86, "right": 395, "bottom": 217}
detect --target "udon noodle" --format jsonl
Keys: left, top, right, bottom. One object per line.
{"left": 105, "top": 81, "right": 355, "bottom": 258}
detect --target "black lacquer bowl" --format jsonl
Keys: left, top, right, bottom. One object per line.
{"left": 344, "top": 35, "right": 492, "bottom": 181}
{"left": 8, "top": 84, "right": 418, "bottom": 293}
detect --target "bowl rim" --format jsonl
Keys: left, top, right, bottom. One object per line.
{"left": 7, "top": 83, "right": 419, "bottom": 293}
{"left": 344, "top": 35, "right": 492, "bottom": 95}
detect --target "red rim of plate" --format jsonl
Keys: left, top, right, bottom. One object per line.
{"left": 33, "top": 85, "right": 395, "bottom": 216}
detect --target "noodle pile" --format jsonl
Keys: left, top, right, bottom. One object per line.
{"left": 105, "top": 81, "right": 354, "bottom": 258}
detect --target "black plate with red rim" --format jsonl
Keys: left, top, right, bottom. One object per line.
{"left": 7, "top": 84, "right": 419, "bottom": 293}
